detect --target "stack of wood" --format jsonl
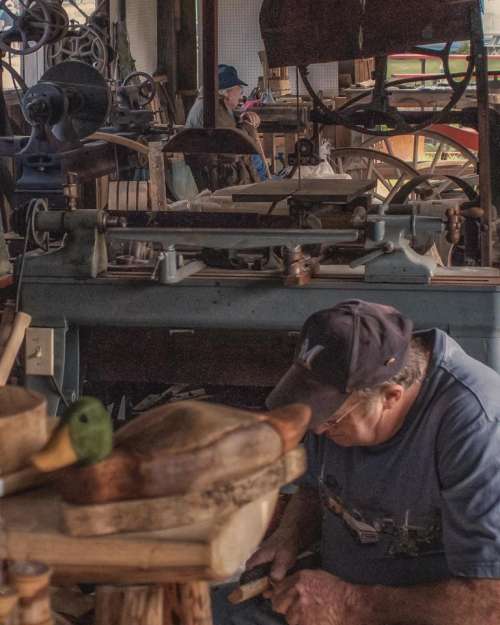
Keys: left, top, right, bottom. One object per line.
{"left": 259, "top": 51, "right": 291, "bottom": 97}
{"left": 354, "top": 57, "right": 375, "bottom": 85}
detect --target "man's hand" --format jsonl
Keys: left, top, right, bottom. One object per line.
{"left": 244, "top": 529, "right": 300, "bottom": 582}
{"left": 264, "top": 569, "right": 360, "bottom": 625}
{"left": 240, "top": 111, "right": 262, "bottom": 129}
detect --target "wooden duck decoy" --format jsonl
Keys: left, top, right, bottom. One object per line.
{"left": 32, "top": 397, "right": 310, "bottom": 506}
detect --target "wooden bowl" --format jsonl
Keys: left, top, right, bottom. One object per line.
{"left": 0, "top": 387, "right": 48, "bottom": 476}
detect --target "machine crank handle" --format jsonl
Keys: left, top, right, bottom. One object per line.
{"left": 350, "top": 243, "right": 395, "bottom": 269}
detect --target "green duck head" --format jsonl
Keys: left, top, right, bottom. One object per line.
{"left": 31, "top": 396, "right": 113, "bottom": 472}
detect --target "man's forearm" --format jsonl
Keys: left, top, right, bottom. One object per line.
{"left": 349, "top": 578, "right": 500, "bottom": 625}
{"left": 276, "top": 486, "right": 322, "bottom": 551}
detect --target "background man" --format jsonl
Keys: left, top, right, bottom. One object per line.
{"left": 185, "top": 64, "right": 267, "bottom": 191}
{"left": 214, "top": 299, "right": 500, "bottom": 625}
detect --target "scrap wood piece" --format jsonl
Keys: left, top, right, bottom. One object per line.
{"left": 0, "top": 313, "right": 32, "bottom": 387}
{"left": 0, "top": 302, "right": 15, "bottom": 353}
{"left": 62, "top": 447, "right": 306, "bottom": 537}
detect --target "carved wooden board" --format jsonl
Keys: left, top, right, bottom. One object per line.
{"left": 57, "top": 401, "right": 310, "bottom": 505}
{"left": 62, "top": 447, "right": 306, "bottom": 536}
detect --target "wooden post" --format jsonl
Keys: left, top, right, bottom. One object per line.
{"left": 95, "top": 583, "right": 213, "bottom": 625}
{"left": 157, "top": 0, "right": 178, "bottom": 100}
{"left": 95, "top": 585, "right": 163, "bottom": 625}
{"left": 178, "top": 583, "right": 212, "bottom": 625}
{"left": 201, "top": 0, "right": 218, "bottom": 129}
{"left": 8, "top": 561, "right": 52, "bottom": 625}
{"left": 148, "top": 142, "right": 169, "bottom": 211}
{"left": 162, "top": 585, "right": 182, "bottom": 625}
{"left": 262, "top": 134, "right": 277, "bottom": 174}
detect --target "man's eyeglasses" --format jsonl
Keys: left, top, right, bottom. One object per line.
{"left": 319, "top": 397, "right": 364, "bottom": 430}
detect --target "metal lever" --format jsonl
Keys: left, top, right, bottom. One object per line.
{"left": 350, "top": 242, "right": 395, "bottom": 269}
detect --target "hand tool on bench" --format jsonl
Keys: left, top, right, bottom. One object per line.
{"left": 228, "top": 550, "right": 319, "bottom": 604}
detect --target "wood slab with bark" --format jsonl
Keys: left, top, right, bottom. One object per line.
{"left": 0, "top": 448, "right": 305, "bottom": 584}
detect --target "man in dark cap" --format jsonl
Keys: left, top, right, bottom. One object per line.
{"left": 184, "top": 64, "right": 265, "bottom": 191}
{"left": 213, "top": 299, "right": 500, "bottom": 624}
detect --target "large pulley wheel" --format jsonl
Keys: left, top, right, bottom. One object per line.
{"left": 388, "top": 173, "right": 480, "bottom": 266}
{"left": 389, "top": 173, "right": 478, "bottom": 205}
{"left": 45, "top": 22, "right": 108, "bottom": 73}
{"left": 33, "top": 60, "right": 110, "bottom": 139}
{"left": 301, "top": 40, "right": 475, "bottom": 137}
{"left": 0, "top": 0, "right": 68, "bottom": 56}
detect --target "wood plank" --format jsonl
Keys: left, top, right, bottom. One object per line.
{"left": 232, "top": 178, "right": 375, "bottom": 203}
{"left": 51, "top": 565, "right": 213, "bottom": 586}
{"left": 118, "top": 182, "right": 129, "bottom": 212}
{"left": 127, "top": 181, "right": 139, "bottom": 212}
{"left": 62, "top": 447, "right": 305, "bottom": 536}
{"left": 2, "top": 493, "right": 278, "bottom": 582}
{"left": 148, "top": 142, "right": 169, "bottom": 211}
{"left": 108, "top": 181, "right": 118, "bottom": 212}
{"left": 138, "top": 182, "right": 150, "bottom": 211}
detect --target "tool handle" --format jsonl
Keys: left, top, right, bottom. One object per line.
{"left": 232, "top": 550, "right": 320, "bottom": 604}
{"left": 228, "top": 577, "right": 271, "bottom": 605}
{"left": 0, "top": 312, "right": 32, "bottom": 386}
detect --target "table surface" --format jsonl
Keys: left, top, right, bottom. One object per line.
{"left": 232, "top": 178, "right": 376, "bottom": 203}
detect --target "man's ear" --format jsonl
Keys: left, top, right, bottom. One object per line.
{"left": 381, "top": 384, "right": 405, "bottom": 411}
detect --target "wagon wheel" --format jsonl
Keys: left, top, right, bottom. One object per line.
{"left": 328, "top": 147, "right": 420, "bottom": 204}
{"left": 361, "top": 129, "right": 478, "bottom": 195}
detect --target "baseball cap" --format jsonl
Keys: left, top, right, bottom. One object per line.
{"left": 218, "top": 64, "right": 248, "bottom": 90}
{"left": 266, "top": 300, "right": 413, "bottom": 426}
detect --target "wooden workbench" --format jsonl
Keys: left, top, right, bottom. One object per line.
{"left": 0, "top": 448, "right": 305, "bottom": 624}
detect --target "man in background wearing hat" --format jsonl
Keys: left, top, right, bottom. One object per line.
{"left": 184, "top": 64, "right": 267, "bottom": 191}
{"left": 213, "top": 299, "right": 500, "bottom": 624}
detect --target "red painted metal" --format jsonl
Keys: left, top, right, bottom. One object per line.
{"left": 260, "top": 0, "right": 479, "bottom": 67}
{"left": 428, "top": 124, "right": 479, "bottom": 151}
